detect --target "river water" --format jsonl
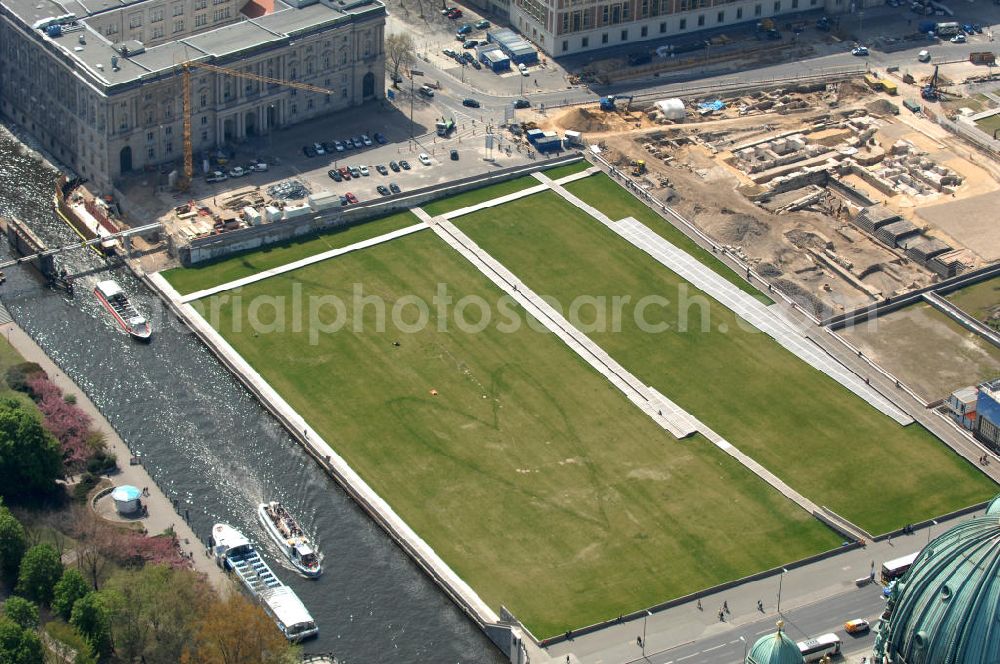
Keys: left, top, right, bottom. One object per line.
{"left": 0, "top": 130, "right": 504, "bottom": 664}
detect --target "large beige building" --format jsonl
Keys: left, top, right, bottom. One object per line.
{"left": 0, "top": 0, "right": 385, "bottom": 192}
{"left": 509, "top": 0, "right": 853, "bottom": 56}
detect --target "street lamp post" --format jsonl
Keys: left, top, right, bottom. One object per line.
{"left": 409, "top": 69, "right": 424, "bottom": 140}
{"left": 927, "top": 520, "right": 938, "bottom": 545}
{"left": 777, "top": 568, "right": 789, "bottom": 614}
{"left": 740, "top": 635, "right": 748, "bottom": 661}
{"left": 641, "top": 609, "right": 652, "bottom": 659}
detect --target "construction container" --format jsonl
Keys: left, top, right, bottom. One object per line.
{"left": 264, "top": 206, "right": 281, "bottom": 223}
{"left": 881, "top": 80, "right": 898, "bottom": 95}
{"left": 283, "top": 204, "right": 312, "bottom": 220}
{"left": 242, "top": 206, "right": 262, "bottom": 226}
{"left": 564, "top": 130, "right": 583, "bottom": 146}
{"left": 970, "top": 52, "right": 996, "bottom": 65}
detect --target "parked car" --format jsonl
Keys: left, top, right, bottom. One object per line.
{"left": 475, "top": 19, "right": 490, "bottom": 29}
{"left": 973, "top": 23, "right": 983, "bottom": 33}
{"left": 376, "top": 185, "right": 390, "bottom": 196}
{"left": 345, "top": 192, "right": 359, "bottom": 204}
{"left": 419, "top": 85, "right": 435, "bottom": 97}
{"left": 205, "top": 171, "right": 227, "bottom": 183}
{"left": 442, "top": 47, "right": 459, "bottom": 58}
{"left": 450, "top": 149, "right": 459, "bottom": 160}
{"left": 418, "top": 153, "right": 432, "bottom": 166}
{"left": 322, "top": 141, "right": 336, "bottom": 153}
{"left": 339, "top": 195, "right": 349, "bottom": 206}
{"left": 327, "top": 169, "right": 343, "bottom": 182}
{"left": 518, "top": 63, "right": 529, "bottom": 75}
{"left": 951, "top": 33, "right": 966, "bottom": 43}
{"left": 352, "top": 137, "right": 364, "bottom": 148}
{"left": 249, "top": 161, "right": 268, "bottom": 172}
{"left": 348, "top": 166, "right": 362, "bottom": 178}
{"left": 457, "top": 23, "right": 473, "bottom": 35}
{"left": 389, "top": 183, "right": 401, "bottom": 194}
{"left": 389, "top": 160, "right": 401, "bottom": 172}
{"left": 374, "top": 132, "right": 388, "bottom": 144}
{"left": 962, "top": 23, "right": 974, "bottom": 34}
{"left": 303, "top": 145, "right": 317, "bottom": 158}
{"left": 447, "top": 8, "right": 462, "bottom": 18}
{"left": 918, "top": 49, "right": 931, "bottom": 62}
{"left": 463, "top": 98, "right": 480, "bottom": 108}
{"left": 441, "top": 6, "right": 457, "bottom": 14}
{"left": 362, "top": 134, "right": 373, "bottom": 146}
{"left": 334, "top": 140, "right": 346, "bottom": 152}
{"left": 513, "top": 99, "right": 531, "bottom": 109}
{"left": 851, "top": 45, "right": 869, "bottom": 56}
{"left": 463, "top": 39, "right": 478, "bottom": 49}
{"left": 313, "top": 142, "right": 326, "bottom": 155}
{"left": 339, "top": 166, "right": 352, "bottom": 180}
{"left": 228, "top": 166, "right": 247, "bottom": 178}
{"left": 341, "top": 137, "right": 354, "bottom": 150}
{"left": 399, "top": 159, "right": 411, "bottom": 170}
{"left": 470, "top": 59, "right": 481, "bottom": 69}
{"left": 359, "top": 165, "right": 370, "bottom": 176}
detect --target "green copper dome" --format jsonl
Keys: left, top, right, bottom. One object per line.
{"left": 873, "top": 504, "right": 1000, "bottom": 663}
{"left": 985, "top": 494, "right": 1000, "bottom": 516}
{"left": 747, "top": 621, "right": 804, "bottom": 664}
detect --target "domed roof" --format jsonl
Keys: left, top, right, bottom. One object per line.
{"left": 874, "top": 505, "right": 1000, "bottom": 663}
{"left": 985, "top": 494, "right": 1000, "bottom": 516}
{"left": 747, "top": 621, "right": 803, "bottom": 664}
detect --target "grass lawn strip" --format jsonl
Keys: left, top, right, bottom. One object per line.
{"left": 421, "top": 175, "right": 541, "bottom": 217}
{"left": 161, "top": 211, "right": 419, "bottom": 295}
{"left": 945, "top": 275, "right": 1000, "bottom": 323}
{"left": 543, "top": 159, "right": 593, "bottom": 181}
{"left": 454, "top": 191, "right": 996, "bottom": 535}
{"left": 205, "top": 230, "right": 840, "bottom": 637}
{"left": 565, "top": 173, "right": 773, "bottom": 305}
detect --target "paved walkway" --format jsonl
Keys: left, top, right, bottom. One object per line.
{"left": 0, "top": 313, "right": 230, "bottom": 591}
{"left": 537, "top": 172, "right": 912, "bottom": 426}
{"left": 440, "top": 183, "right": 549, "bottom": 221}
{"left": 179, "top": 223, "right": 426, "bottom": 303}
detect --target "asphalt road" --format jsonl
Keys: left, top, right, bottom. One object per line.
{"left": 634, "top": 587, "right": 885, "bottom": 664}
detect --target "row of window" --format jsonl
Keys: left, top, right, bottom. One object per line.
{"left": 559, "top": 0, "right": 814, "bottom": 43}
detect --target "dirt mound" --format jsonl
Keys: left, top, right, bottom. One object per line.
{"left": 774, "top": 278, "right": 830, "bottom": 319}
{"left": 758, "top": 261, "right": 784, "bottom": 277}
{"left": 784, "top": 229, "right": 830, "bottom": 250}
{"left": 553, "top": 107, "right": 622, "bottom": 133}
{"left": 716, "top": 212, "right": 769, "bottom": 243}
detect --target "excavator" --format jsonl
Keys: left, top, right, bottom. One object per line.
{"left": 630, "top": 159, "right": 646, "bottom": 175}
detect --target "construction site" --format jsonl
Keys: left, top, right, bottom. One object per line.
{"left": 540, "top": 67, "right": 1000, "bottom": 320}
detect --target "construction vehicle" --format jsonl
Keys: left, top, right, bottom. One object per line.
{"left": 630, "top": 159, "right": 646, "bottom": 176}
{"left": 435, "top": 117, "right": 456, "bottom": 137}
{"left": 180, "top": 62, "right": 332, "bottom": 191}
{"left": 599, "top": 95, "right": 634, "bottom": 112}
{"left": 921, "top": 65, "right": 943, "bottom": 101}
{"left": 756, "top": 18, "right": 781, "bottom": 40}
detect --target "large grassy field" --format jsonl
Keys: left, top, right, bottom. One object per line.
{"left": 946, "top": 276, "right": 1000, "bottom": 323}
{"left": 161, "top": 211, "right": 420, "bottom": 295}
{"left": 421, "top": 175, "right": 540, "bottom": 217}
{"left": 204, "top": 230, "right": 840, "bottom": 637}
{"left": 543, "top": 160, "right": 592, "bottom": 180}
{"left": 565, "top": 174, "right": 773, "bottom": 305}
{"left": 455, "top": 190, "right": 997, "bottom": 534}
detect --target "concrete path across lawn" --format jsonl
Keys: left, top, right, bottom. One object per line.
{"left": 425, "top": 212, "right": 699, "bottom": 439}
{"left": 439, "top": 183, "right": 549, "bottom": 221}
{"left": 537, "top": 172, "right": 912, "bottom": 426}
{"left": 178, "top": 223, "right": 426, "bottom": 302}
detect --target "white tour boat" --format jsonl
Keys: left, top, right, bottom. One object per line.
{"left": 258, "top": 501, "right": 323, "bottom": 578}
{"left": 94, "top": 280, "right": 151, "bottom": 341}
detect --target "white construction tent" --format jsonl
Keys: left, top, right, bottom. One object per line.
{"left": 654, "top": 98, "right": 686, "bottom": 121}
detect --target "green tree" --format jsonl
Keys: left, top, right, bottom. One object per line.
{"left": 70, "top": 592, "right": 113, "bottom": 659}
{"left": 0, "top": 397, "right": 62, "bottom": 498}
{"left": 53, "top": 567, "right": 91, "bottom": 621}
{"left": 15, "top": 543, "right": 62, "bottom": 604}
{"left": 45, "top": 621, "right": 98, "bottom": 664}
{"left": 0, "top": 616, "right": 44, "bottom": 664}
{"left": 0, "top": 501, "right": 26, "bottom": 584}
{"left": 1, "top": 597, "right": 38, "bottom": 629}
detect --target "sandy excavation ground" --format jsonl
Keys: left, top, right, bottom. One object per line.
{"left": 537, "top": 80, "right": 1000, "bottom": 319}
{"left": 839, "top": 302, "right": 1000, "bottom": 402}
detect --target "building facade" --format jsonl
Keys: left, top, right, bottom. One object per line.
{"left": 0, "top": 0, "right": 385, "bottom": 192}
{"left": 510, "top": 0, "right": 857, "bottom": 56}
{"left": 946, "top": 385, "right": 978, "bottom": 431}
{"left": 976, "top": 379, "right": 1000, "bottom": 449}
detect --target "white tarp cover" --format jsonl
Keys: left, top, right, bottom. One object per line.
{"left": 654, "top": 98, "right": 686, "bottom": 120}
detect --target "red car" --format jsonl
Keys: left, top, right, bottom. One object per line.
{"left": 338, "top": 166, "right": 351, "bottom": 180}
{"left": 447, "top": 8, "right": 462, "bottom": 18}
{"left": 345, "top": 192, "right": 359, "bottom": 204}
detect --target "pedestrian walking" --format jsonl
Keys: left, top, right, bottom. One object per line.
{"left": 718, "top": 610, "right": 725, "bottom": 622}
{"left": 757, "top": 600, "right": 763, "bottom": 612}
{"left": 723, "top": 600, "right": 729, "bottom": 613}
{"left": 636, "top": 636, "right": 642, "bottom": 647}
{"left": 697, "top": 599, "right": 702, "bottom": 611}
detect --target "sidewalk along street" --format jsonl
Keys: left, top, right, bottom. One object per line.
{"left": 0, "top": 320, "right": 231, "bottom": 592}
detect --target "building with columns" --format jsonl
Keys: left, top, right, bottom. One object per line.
{"left": 508, "top": 0, "right": 853, "bottom": 56}
{"left": 0, "top": 0, "right": 385, "bottom": 192}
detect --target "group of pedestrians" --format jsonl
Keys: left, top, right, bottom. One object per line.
{"left": 979, "top": 454, "right": 991, "bottom": 466}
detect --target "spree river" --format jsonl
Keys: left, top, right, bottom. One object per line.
{"left": 0, "top": 130, "right": 505, "bottom": 664}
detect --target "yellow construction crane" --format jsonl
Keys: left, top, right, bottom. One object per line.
{"left": 180, "top": 61, "right": 334, "bottom": 189}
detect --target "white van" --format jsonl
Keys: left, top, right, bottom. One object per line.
{"left": 918, "top": 49, "right": 931, "bottom": 62}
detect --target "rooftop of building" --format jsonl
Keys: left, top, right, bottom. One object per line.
{"left": 950, "top": 385, "right": 979, "bottom": 404}
{"left": 979, "top": 378, "right": 1000, "bottom": 400}
{"left": 3, "top": 0, "right": 384, "bottom": 91}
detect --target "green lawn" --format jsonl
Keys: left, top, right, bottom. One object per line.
{"left": 204, "top": 231, "right": 840, "bottom": 637}
{"left": 544, "top": 160, "right": 592, "bottom": 180}
{"left": 160, "top": 211, "right": 420, "bottom": 295}
{"left": 421, "top": 176, "right": 540, "bottom": 217}
{"left": 946, "top": 276, "right": 1000, "bottom": 323}
{"left": 455, "top": 191, "right": 997, "bottom": 535}
{"left": 975, "top": 113, "right": 1000, "bottom": 138}
{"left": 565, "top": 174, "right": 773, "bottom": 305}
